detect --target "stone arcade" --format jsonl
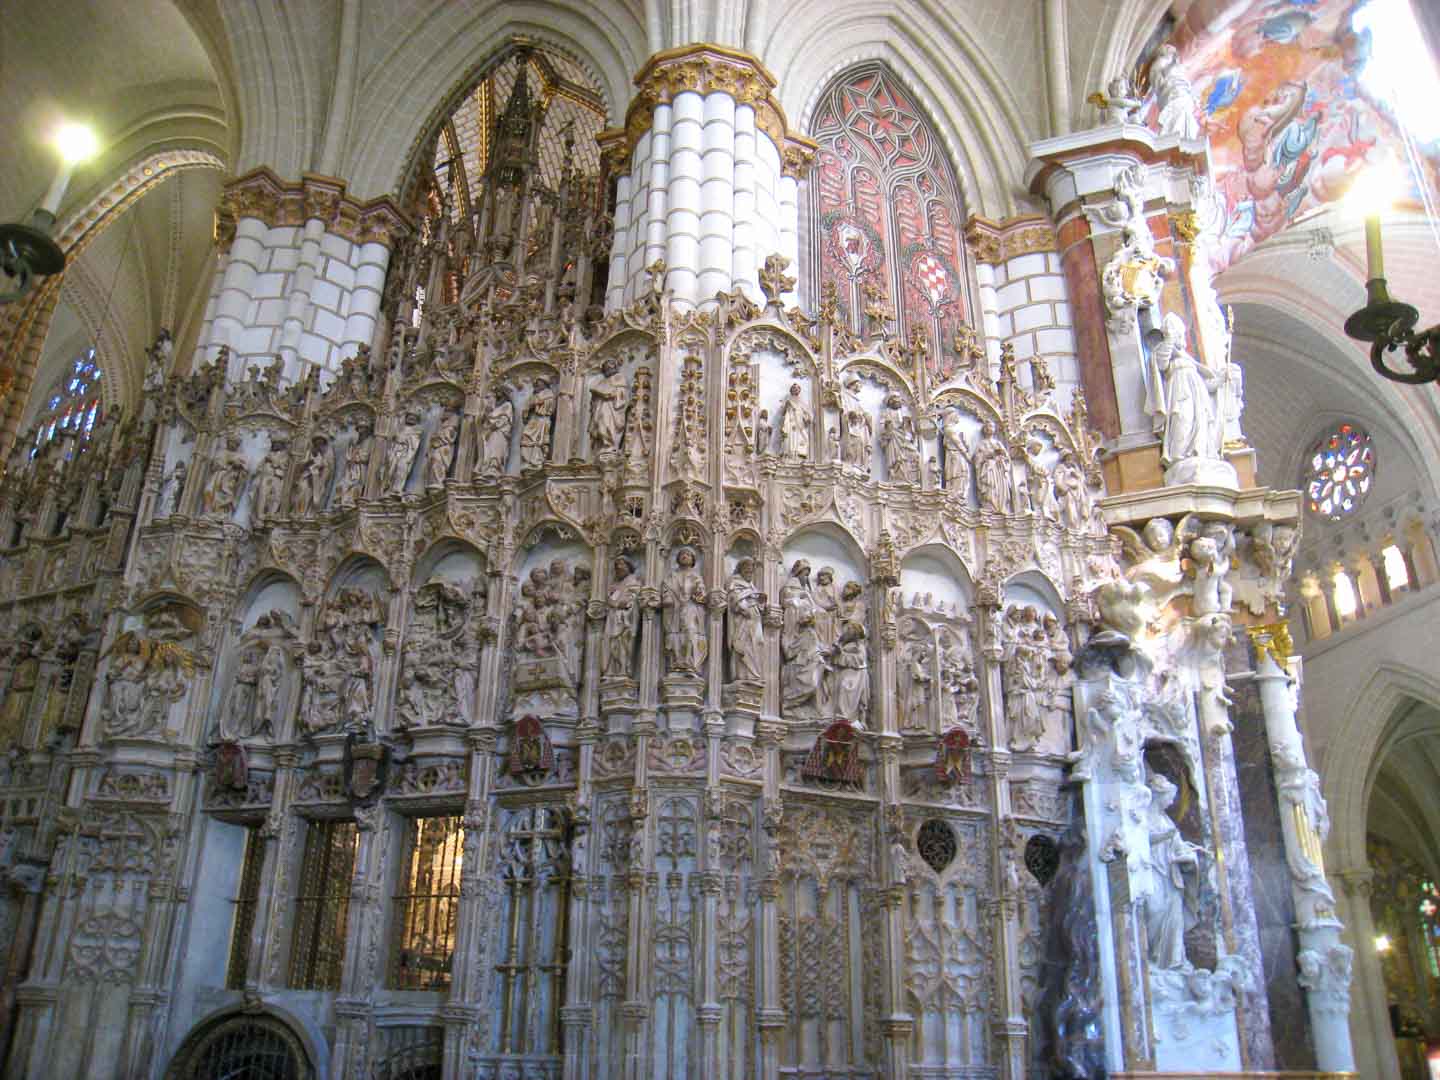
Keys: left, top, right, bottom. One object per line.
{"left": 0, "top": 27, "right": 1368, "bottom": 1080}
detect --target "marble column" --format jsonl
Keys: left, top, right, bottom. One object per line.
{"left": 1247, "top": 623, "right": 1356, "bottom": 1073}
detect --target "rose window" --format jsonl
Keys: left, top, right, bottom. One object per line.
{"left": 1304, "top": 422, "right": 1374, "bottom": 519}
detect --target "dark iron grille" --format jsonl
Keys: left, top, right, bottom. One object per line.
{"left": 176, "top": 1016, "right": 307, "bottom": 1080}
{"left": 288, "top": 819, "right": 357, "bottom": 990}
{"left": 226, "top": 826, "right": 267, "bottom": 989}
{"left": 389, "top": 815, "right": 464, "bottom": 991}
{"left": 372, "top": 1025, "right": 444, "bottom": 1080}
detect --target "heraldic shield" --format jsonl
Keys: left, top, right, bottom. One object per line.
{"left": 802, "top": 720, "right": 863, "bottom": 785}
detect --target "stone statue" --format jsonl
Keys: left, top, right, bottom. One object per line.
{"left": 222, "top": 643, "right": 263, "bottom": 739}
{"left": 938, "top": 628, "right": 979, "bottom": 730}
{"left": 202, "top": 437, "right": 248, "bottom": 519}
{"left": 942, "top": 414, "right": 972, "bottom": 498}
{"left": 1004, "top": 606, "right": 1050, "bottom": 750}
{"left": 478, "top": 388, "right": 515, "bottom": 476}
{"left": 973, "top": 421, "right": 1013, "bottom": 514}
{"left": 160, "top": 458, "right": 188, "bottom": 517}
{"left": 426, "top": 412, "right": 459, "bottom": 489}
{"left": 662, "top": 548, "right": 707, "bottom": 673}
{"left": 839, "top": 375, "right": 872, "bottom": 471}
{"left": 336, "top": 428, "right": 371, "bottom": 506}
{"left": 778, "top": 382, "right": 809, "bottom": 462}
{"left": 1144, "top": 770, "right": 1202, "bottom": 968}
{"left": 898, "top": 620, "right": 933, "bottom": 731}
{"left": 602, "top": 556, "right": 642, "bottom": 679}
{"left": 755, "top": 410, "right": 773, "bottom": 457}
{"left": 879, "top": 395, "right": 921, "bottom": 484}
{"left": 292, "top": 435, "right": 332, "bottom": 516}
{"left": 255, "top": 643, "right": 284, "bottom": 738}
{"left": 519, "top": 378, "right": 556, "bottom": 470}
{"left": 1022, "top": 436, "right": 1057, "bottom": 519}
{"left": 1053, "top": 451, "right": 1090, "bottom": 531}
{"left": 252, "top": 447, "right": 287, "bottom": 521}
{"left": 1089, "top": 74, "right": 1142, "bottom": 125}
{"left": 1151, "top": 313, "right": 1226, "bottom": 466}
{"left": 825, "top": 620, "right": 870, "bottom": 726}
{"left": 386, "top": 412, "right": 423, "bottom": 493}
{"left": 1189, "top": 525, "right": 1235, "bottom": 616}
{"left": 589, "top": 355, "right": 629, "bottom": 455}
{"left": 812, "top": 566, "right": 841, "bottom": 648}
{"left": 726, "top": 557, "right": 765, "bottom": 683}
{"left": 1150, "top": 43, "right": 1202, "bottom": 142}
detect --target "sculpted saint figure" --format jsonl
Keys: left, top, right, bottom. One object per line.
{"left": 161, "top": 458, "right": 188, "bottom": 517}
{"left": 336, "top": 428, "right": 371, "bottom": 506}
{"left": 781, "top": 560, "right": 816, "bottom": 642}
{"left": 603, "top": 556, "right": 642, "bottom": 679}
{"left": 898, "top": 621, "right": 933, "bottom": 731}
{"left": 778, "top": 382, "right": 809, "bottom": 462}
{"left": 519, "top": 378, "right": 556, "bottom": 470}
{"left": 252, "top": 450, "right": 287, "bottom": 521}
{"left": 1144, "top": 771, "right": 1202, "bottom": 968}
{"left": 942, "top": 414, "right": 972, "bottom": 498}
{"left": 254, "top": 644, "right": 284, "bottom": 738}
{"left": 223, "top": 644, "right": 263, "bottom": 740}
{"left": 1053, "top": 451, "right": 1090, "bottom": 531}
{"left": 663, "top": 549, "right": 708, "bottom": 673}
{"left": 1152, "top": 313, "right": 1225, "bottom": 466}
{"left": 839, "top": 375, "right": 872, "bottom": 471}
{"left": 974, "top": 421, "right": 1013, "bottom": 513}
{"left": 838, "top": 580, "right": 868, "bottom": 631}
{"left": 782, "top": 611, "right": 825, "bottom": 718}
{"left": 812, "top": 566, "right": 841, "bottom": 648}
{"left": 755, "top": 410, "right": 773, "bottom": 456}
{"left": 426, "top": 412, "right": 459, "bottom": 489}
{"left": 478, "top": 389, "right": 515, "bottom": 476}
{"left": 292, "top": 435, "right": 333, "bottom": 516}
{"left": 726, "top": 557, "right": 765, "bottom": 683}
{"left": 203, "top": 437, "right": 248, "bottom": 519}
{"left": 825, "top": 621, "right": 870, "bottom": 726}
{"left": 589, "top": 355, "right": 629, "bottom": 455}
{"left": 386, "top": 412, "right": 423, "bottom": 493}
{"left": 1023, "top": 436, "right": 1059, "bottom": 520}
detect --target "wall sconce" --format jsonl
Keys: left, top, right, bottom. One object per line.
{"left": 1343, "top": 164, "right": 1439, "bottom": 383}
{"left": 0, "top": 123, "right": 99, "bottom": 305}
{"left": 1375, "top": 933, "right": 1393, "bottom": 953}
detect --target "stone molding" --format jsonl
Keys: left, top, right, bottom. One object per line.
{"left": 215, "top": 168, "right": 412, "bottom": 252}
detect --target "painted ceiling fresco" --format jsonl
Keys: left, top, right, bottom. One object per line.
{"left": 1165, "top": 0, "right": 1440, "bottom": 271}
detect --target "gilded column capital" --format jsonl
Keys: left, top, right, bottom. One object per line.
{"left": 1245, "top": 621, "right": 1294, "bottom": 669}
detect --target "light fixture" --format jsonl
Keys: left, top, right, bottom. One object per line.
{"left": 1342, "top": 162, "right": 1439, "bottom": 384}
{"left": 1375, "top": 934, "right": 1393, "bottom": 953}
{"left": 0, "top": 121, "right": 99, "bottom": 305}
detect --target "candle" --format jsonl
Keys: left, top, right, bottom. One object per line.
{"left": 38, "top": 163, "right": 74, "bottom": 218}
{"left": 1364, "top": 213, "right": 1384, "bottom": 282}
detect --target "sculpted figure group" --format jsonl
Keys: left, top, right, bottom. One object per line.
{"left": 779, "top": 560, "right": 871, "bottom": 725}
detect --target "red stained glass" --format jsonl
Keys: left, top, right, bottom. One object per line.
{"left": 1304, "top": 422, "right": 1374, "bottom": 520}
{"left": 810, "top": 64, "right": 972, "bottom": 386}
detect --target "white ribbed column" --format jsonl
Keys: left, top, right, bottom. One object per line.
{"left": 665, "top": 91, "right": 704, "bottom": 306}
{"left": 195, "top": 173, "right": 408, "bottom": 377}
{"left": 697, "top": 92, "right": 736, "bottom": 302}
{"left": 605, "top": 46, "right": 813, "bottom": 312}
{"left": 732, "top": 106, "right": 759, "bottom": 298}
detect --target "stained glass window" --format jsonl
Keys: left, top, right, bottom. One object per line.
{"left": 31, "top": 348, "right": 102, "bottom": 456}
{"left": 1419, "top": 879, "right": 1440, "bottom": 978}
{"left": 1304, "top": 422, "right": 1374, "bottom": 519}
{"left": 810, "top": 64, "right": 974, "bottom": 387}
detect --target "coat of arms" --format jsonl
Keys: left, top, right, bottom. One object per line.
{"left": 801, "top": 720, "right": 863, "bottom": 785}
{"left": 508, "top": 714, "right": 554, "bottom": 777}
{"left": 344, "top": 734, "right": 388, "bottom": 802}
{"left": 214, "top": 740, "right": 247, "bottom": 791}
{"left": 936, "top": 727, "right": 973, "bottom": 785}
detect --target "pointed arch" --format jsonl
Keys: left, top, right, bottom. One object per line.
{"left": 806, "top": 61, "right": 977, "bottom": 388}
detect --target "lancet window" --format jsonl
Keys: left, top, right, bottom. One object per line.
{"left": 809, "top": 63, "right": 975, "bottom": 385}
{"left": 288, "top": 819, "right": 357, "bottom": 990}
{"left": 30, "top": 347, "right": 102, "bottom": 456}
{"left": 226, "top": 826, "right": 266, "bottom": 989}
{"left": 389, "top": 815, "right": 465, "bottom": 991}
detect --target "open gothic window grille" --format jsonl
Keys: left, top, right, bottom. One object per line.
{"left": 165, "top": 1013, "right": 312, "bottom": 1080}
{"left": 1304, "top": 421, "right": 1374, "bottom": 519}
{"left": 390, "top": 815, "right": 465, "bottom": 991}
{"left": 30, "top": 347, "right": 102, "bottom": 457}
{"left": 809, "top": 63, "right": 976, "bottom": 387}
{"left": 226, "top": 825, "right": 266, "bottom": 989}
{"left": 288, "top": 819, "right": 357, "bottom": 990}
